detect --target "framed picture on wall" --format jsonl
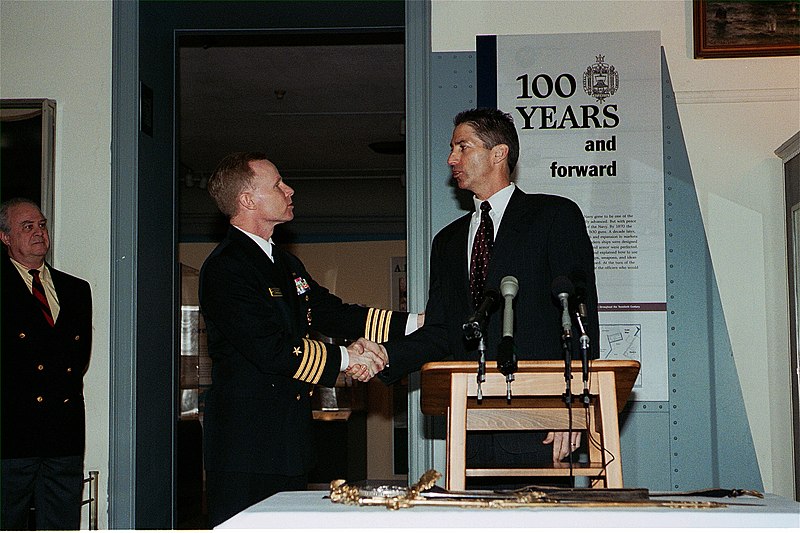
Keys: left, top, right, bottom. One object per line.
{"left": 693, "top": 0, "right": 800, "bottom": 58}
{"left": 0, "top": 99, "right": 56, "bottom": 262}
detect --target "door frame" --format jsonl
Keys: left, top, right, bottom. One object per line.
{"left": 110, "top": 0, "right": 432, "bottom": 527}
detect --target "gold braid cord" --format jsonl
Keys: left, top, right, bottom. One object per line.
{"left": 331, "top": 470, "right": 441, "bottom": 510}
{"left": 330, "top": 470, "right": 733, "bottom": 510}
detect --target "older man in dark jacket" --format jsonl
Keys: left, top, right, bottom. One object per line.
{"left": 1, "top": 198, "right": 92, "bottom": 530}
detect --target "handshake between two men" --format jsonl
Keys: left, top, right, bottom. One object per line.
{"left": 343, "top": 338, "right": 388, "bottom": 381}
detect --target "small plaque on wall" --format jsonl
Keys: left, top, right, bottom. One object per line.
{"left": 140, "top": 83, "right": 153, "bottom": 136}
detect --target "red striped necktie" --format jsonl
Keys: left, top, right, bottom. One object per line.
{"left": 29, "top": 269, "right": 55, "bottom": 327}
{"left": 469, "top": 201, "right": 494, "bottom": 309}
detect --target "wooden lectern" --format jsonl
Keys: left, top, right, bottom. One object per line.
{"left": 420, "top": 360, "right": 640, "bottom": 490}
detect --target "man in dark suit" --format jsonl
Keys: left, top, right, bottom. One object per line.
{"left": 378, "top": 108, "right": 600, "bottom": 467}
{"left": 199, "top": 152, "right": 418, "bottom": 526}
{"left": 0, "top": 198, "right": 92, "bottom": 530}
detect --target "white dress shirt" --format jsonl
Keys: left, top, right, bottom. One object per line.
{"left": 466, "top": 183, "right": 516, "bottom": 272}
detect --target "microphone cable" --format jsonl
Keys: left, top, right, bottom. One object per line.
{"left": 582, "top": 360, "right": 617, "bottom": 486}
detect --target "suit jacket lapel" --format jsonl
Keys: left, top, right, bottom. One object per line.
{"left": 47, "top": 264, "right": 65, "bottom": 326}
{"left": 450, "top": 214, "right": 472, "bottom": 311}
{"left": 488, "top": 188, "right": 527, "bottom": 286}
{"left": 3, "top": 255, "right": 50, "bottom": 325}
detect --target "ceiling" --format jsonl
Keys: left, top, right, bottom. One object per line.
{"left": 176, "top": 33, "right": 408, "bottom": 241}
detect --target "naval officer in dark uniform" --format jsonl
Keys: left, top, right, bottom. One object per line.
{"left": 199, "top": 152, "right": 418, "bottom": 526}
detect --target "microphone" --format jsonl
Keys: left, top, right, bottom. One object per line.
{"left": 570, "top": 270, "right": 588, "bottom": 307}
{"left": 570, "top": 270, "right": 592, "bottom": 405}
{"left": 463, "top": 288, "right": 500, "bottom": 341}
{"left": 553, "top": 275, "right": 576, "bottom": 406}
{"left": 551, "top": 276, "right": 574, "bottom": 338}
{"left": 497, "top": 276, "right": 519, "bottom": 377}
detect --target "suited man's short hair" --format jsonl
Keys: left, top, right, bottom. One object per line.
{"left": 454, "top": 108, "right": 520, "bottom": 174}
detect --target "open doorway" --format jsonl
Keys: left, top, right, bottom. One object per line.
{"left": 113, "top": 2, "right": 420, "bottom": 526}
{"left": 175, "top": 30, "right": 407, "bottom": 528}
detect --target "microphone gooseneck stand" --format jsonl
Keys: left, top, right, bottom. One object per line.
{"left": 575, "top": 304, "right": 591, "bottom": 406}
{"left": 552, "top": 276, "right": 577, "bottom": 487}
{"left": 561, "top": 328, "right": 573, "bottom": 408}
{"left": 551, "top": 275, "right": 575, "bottom": 408}
{"left": 477, "top": 337, "right": 486, "bottom": 402}
{"left": 463, "top": 322, "right": 487, "bottom": 402}
{"left": 497, "top": 276, "right": 519, "bottom": 403}
{"left": 565, "top": 329, "right": 577, "bottom": 487}
{"left": 463, "top": 290, "right": 499, "bottom": 403}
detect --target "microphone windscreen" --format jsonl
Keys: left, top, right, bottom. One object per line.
{"left": 551, "top": 275, "right": 574, "bottom": 298}
{"left": 483, "top": 288, "right": 501, "bottom": 303}
{"left": 477, "top": 288, "right": 501, "bottom": 314}
{"left": 570, "top": 270, "right": 588, "bottom": 301}
{"left": 500, "top": 276, "right": 519, "bottom": 298}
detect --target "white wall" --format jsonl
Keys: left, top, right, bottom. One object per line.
{"left": 0, "top": 0, "right": 112, "bottom": 528}
{"left": 431, "top": 0, "right": 799, "bottom": 497}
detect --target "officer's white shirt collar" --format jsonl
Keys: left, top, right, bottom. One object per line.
{"left": 234, "top": 225, "right": 274, "bottom": 262}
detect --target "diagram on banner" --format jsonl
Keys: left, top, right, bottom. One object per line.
{"left": 600, "top": 323, "right": 643, "bottom": 388}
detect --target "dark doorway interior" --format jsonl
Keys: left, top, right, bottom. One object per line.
{"left": 177, "top": 31, "right": 406, "bottom": 244}
{"left": 116, "top": 1, "right": 409, "bottom": 528}
{"left": 174, "top": 21, "right": 406, "bottom": 532}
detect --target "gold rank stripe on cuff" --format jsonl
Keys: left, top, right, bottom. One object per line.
{"left": 365, "top": 308, "right": 392, "bottom": 343}
{"left": 292, "top": 338, "right": 328, "bottom": 384}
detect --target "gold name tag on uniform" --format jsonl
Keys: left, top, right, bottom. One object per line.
{"left": 268, "top": 288, "right": 283, "bottom": 297}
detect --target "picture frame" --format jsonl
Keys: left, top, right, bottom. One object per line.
{"left": 0, "top": 98, "right": 56, "bottom": 263}
{"left": 693, "top": 0, "right": 800, "bottom": 58}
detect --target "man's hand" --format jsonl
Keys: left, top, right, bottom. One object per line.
{"left": 416, "top": 313, "right": 425, "bottom": 329}
{"left": 543, "top": 431, "right": 582, "bottom": 462}
{"left": 350, "top": 337, "right": 388, "bottom": 365}
{"left": 344, "top": 338, "right": 388, "bottom": 381}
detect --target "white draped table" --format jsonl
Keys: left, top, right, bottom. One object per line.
{"left": 216, "top": 490, "right": 799, "bottom": 529}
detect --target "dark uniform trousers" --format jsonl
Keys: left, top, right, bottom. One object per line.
{"left": 1, "top": 456, "right": 83, "bottom": 530}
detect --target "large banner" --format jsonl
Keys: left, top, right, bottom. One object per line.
{"left": 481, "top": 31, "right": 666, "bottom": 400}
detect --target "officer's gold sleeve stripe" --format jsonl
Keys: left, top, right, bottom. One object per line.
{"left": 365, "top": 308, "right": 376, "bottom": 340}
{"left": 365, "top": 308, "right": 392, "bottom": 343}
{"left": 377, "top": 309, "right": 389, "bottom": 343}
{"left": 365, "top": 308, "right": 377, "bottom": 341}
{"left": 295, "top": 339, "right": 316, "bottom": 382}
{"left": 381, "top": 309, "right": 392, "bottom": 343}
{"left": 293, "top": 339, "right": 327, "bottom": 384}
{"left": 298, "top": 339, "right": 314, "bottom": 382}
{"left": 309, "top": 343, "right": 327, "bottom": 384}
{"left": 372, "top": 309, "right": 384, "bottom": 342}
{"left": 293, "top": 339, "right": 312, "bottom": 381}
{"left": 307, "top": 339, "right": 321, "bottom": 382}
{"left": 305, "top": 339, "right": 323, "bottom": 383}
